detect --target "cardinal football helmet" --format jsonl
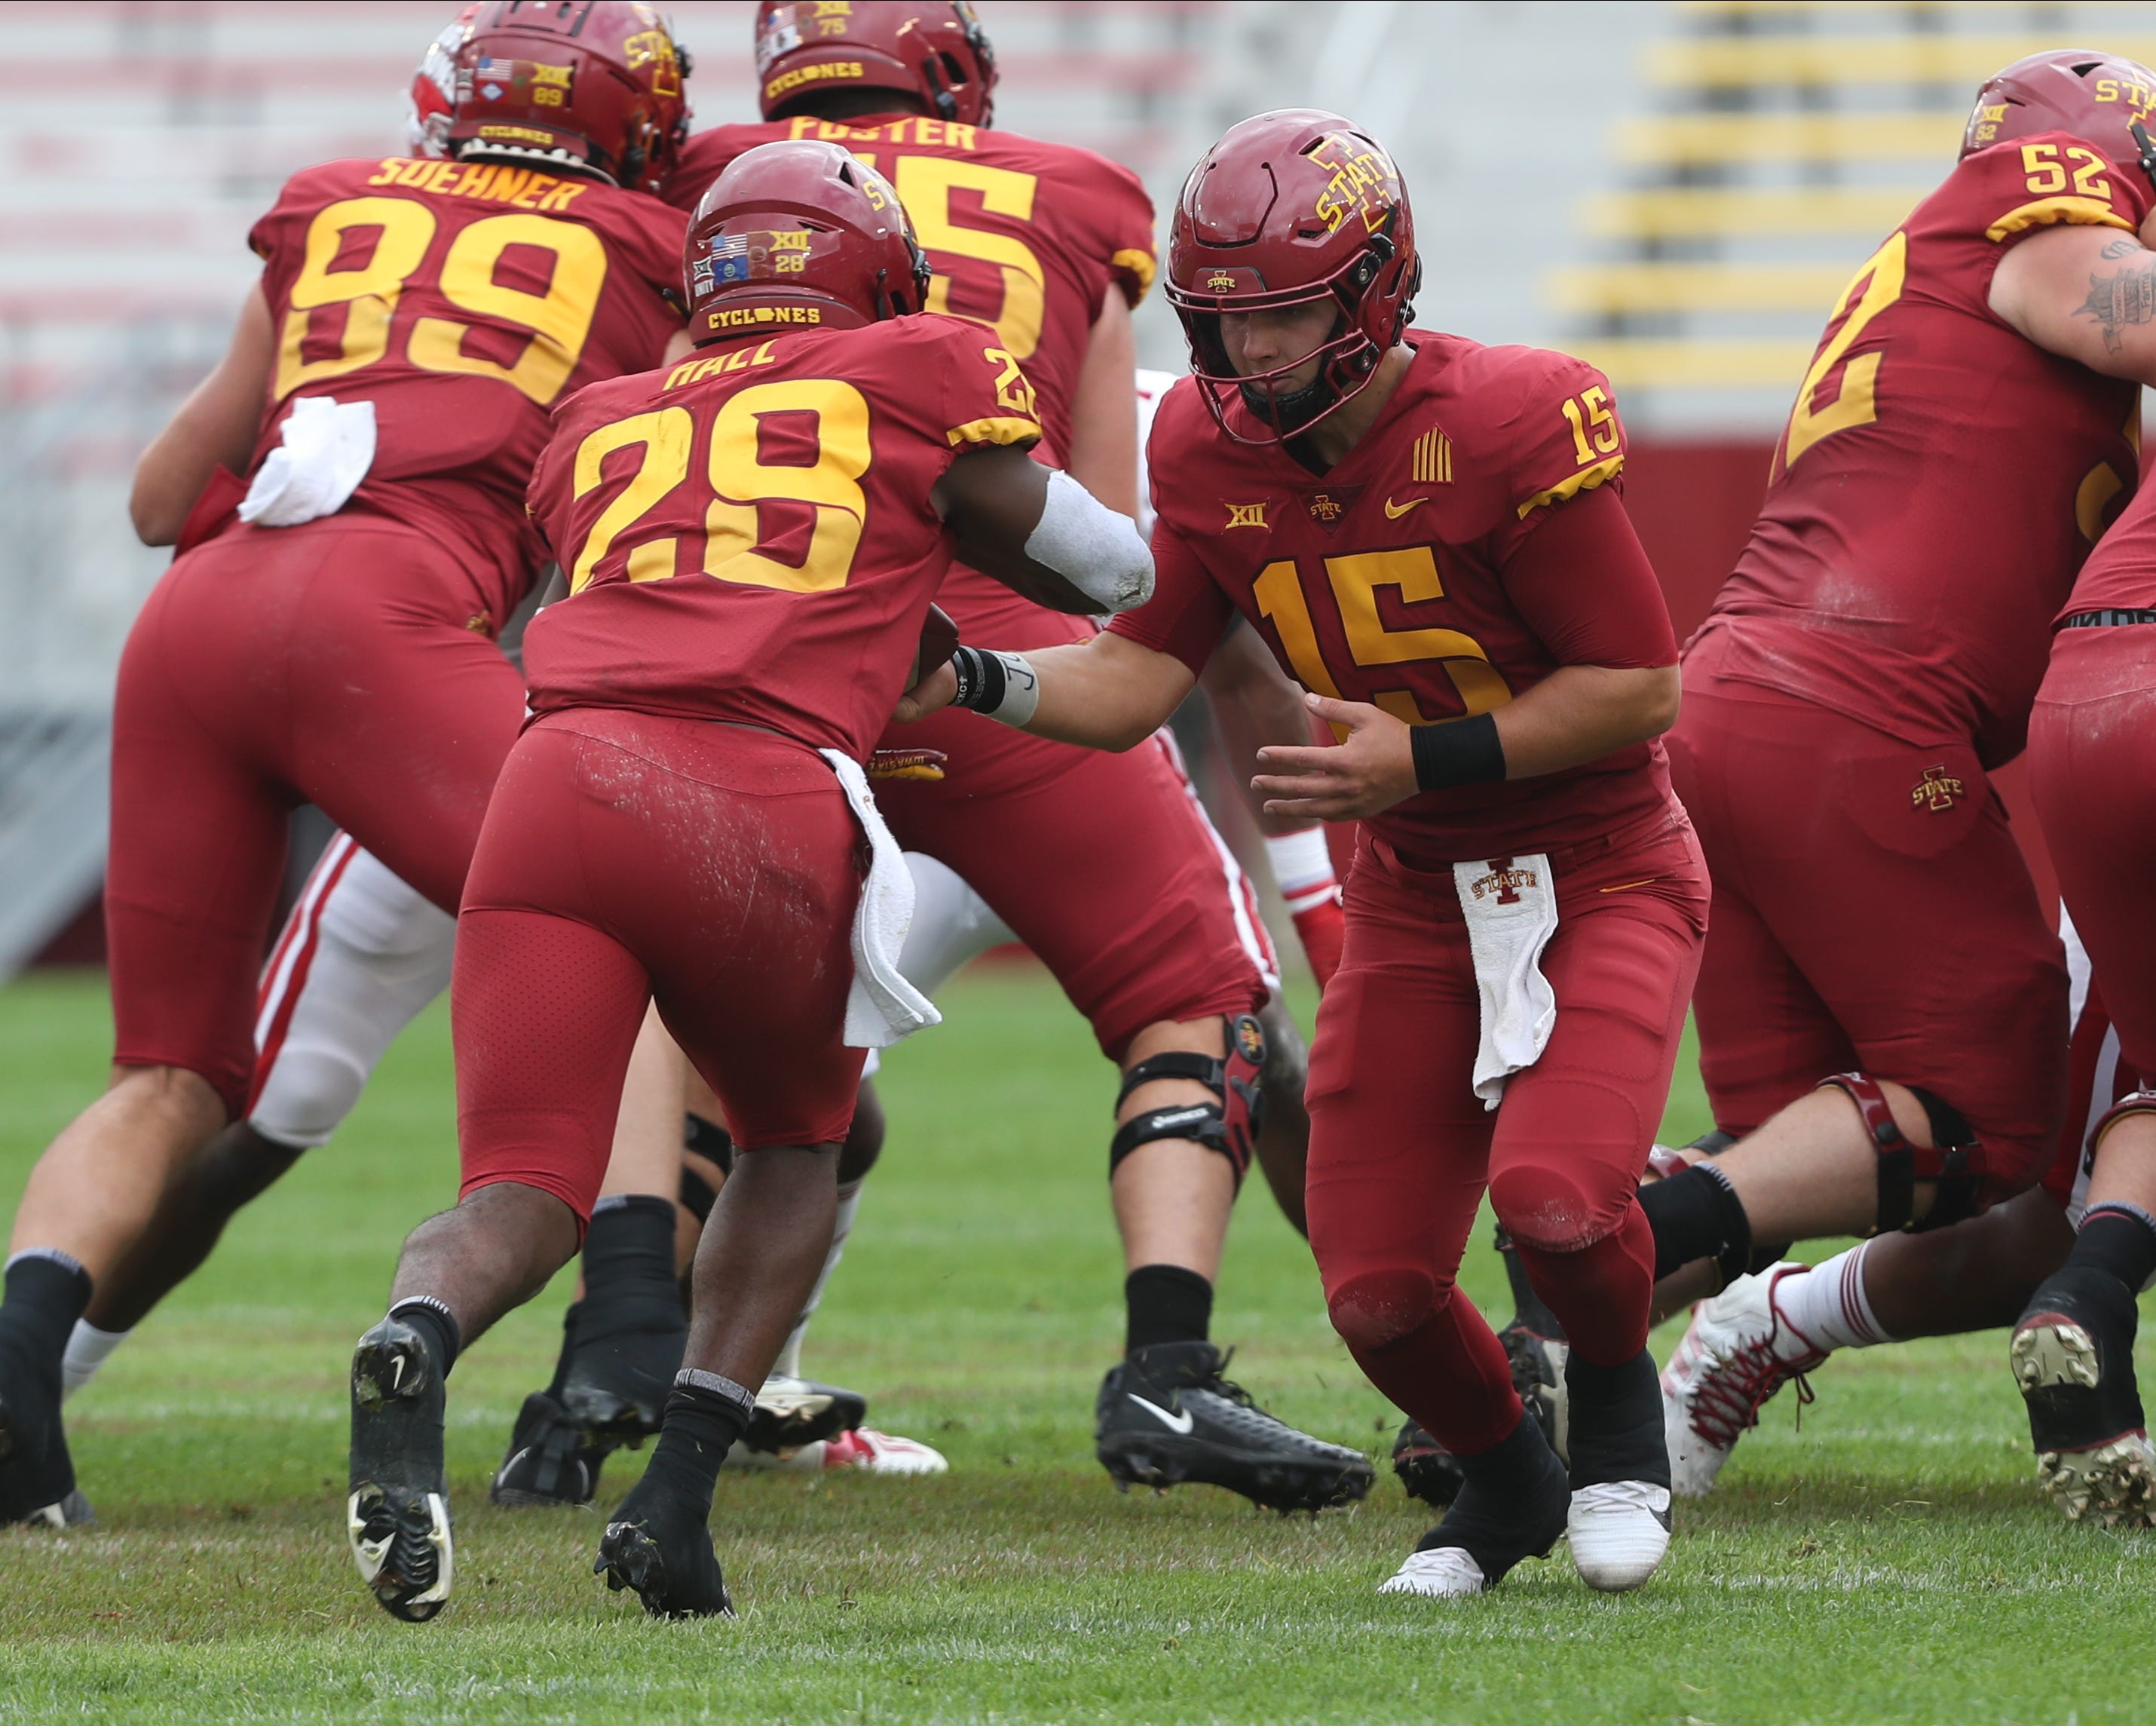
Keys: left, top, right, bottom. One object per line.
{"left": 1964, "top": 49, "right": 2156, "bottom": 193}
{"left": 754, "top": 2, "right": 995, "bottom": 127}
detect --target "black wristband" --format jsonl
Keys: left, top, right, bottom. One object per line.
{"left": 1410, "top": 711, "right": 1505, "bottom": 792}
{"left": 946, "top": 645, "right": 1005, "bottom": 713}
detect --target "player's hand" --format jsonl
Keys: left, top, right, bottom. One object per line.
{"left": 893, "top": 661, "right": 958, "bottom": 724}
{"left": 1251, "top": 693, "right": 1416, "bottom": 822}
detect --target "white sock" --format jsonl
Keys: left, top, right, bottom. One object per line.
{"left": 770, "top": 1177, "right": 864, "bottom": 1382}
{"left": 60, "top": 1320, "right": 131, "bottom": 1403}
{"left": 1769, "top": 1243, "right": 1895, "bottom": 1355}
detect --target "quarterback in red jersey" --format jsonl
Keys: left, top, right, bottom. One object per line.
{"left": 0, "top": 0, "right": 692, "bottom": 1530}
{"left": 903, "top": 110, "right": 1701, "bottom": 1598}
{"left": 1645, "top": 51, "right": 2156, "bottom": 1498}
{"left": 482, "top": 0, "right": 1369, "bottom": 1519}
{"left": 342, "top": 138, "right": 1155, "bottom": 1623}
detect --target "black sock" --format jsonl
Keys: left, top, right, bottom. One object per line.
{"left": 1637, "top": 1162, "right": 1751, "bottom": 1283}
{"left": 544, "top": 1301, "right": 583, "bottom": 1402}
{"left": 0, "top": 1252, "right": 92, "bottom": 1362}
{"left": 1493, "top": 1224, "right": 1563, "bottom": 1337}
{"left": 1449, "top": 1408, "right": 1557, "bottom": 1495}
{"left": 1563, "top": 1347, "right": 1664, "bottom": 1487}
{"left": 388, "top": 1296, "right": 461, "bottom": 1377}
{"left": 2073, "top": 1206, "right": 2156, "bottom": 1295}
{"left": 638, "top": 1377, "right": 753, "bottom": 1520}
{"left": 577, "top": 1195, "right": 686, "bottom": 1357}
{"left": 1125, "top": 1264, "right": 1213, "bottom": 1354}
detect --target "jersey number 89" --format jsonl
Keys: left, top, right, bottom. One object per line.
{"left": 276, "top": 195, "right": 608, "bottom": 407}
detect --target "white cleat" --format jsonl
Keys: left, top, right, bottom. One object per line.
{"left": 1661, "top": 1263, "right": 1824, "bottom": 1498}
{"left": 1567, "top": 1480, "right": 1671, "bottom": 1592}
{"left": 821, "top": 1427, "right": 948, "bottom": 1475}
{"left": 727, "top": 1427, "right": 949, "bottom": 1476}
{"left": 1378, "top": 1545, "right": 1487, "bottom": 1597}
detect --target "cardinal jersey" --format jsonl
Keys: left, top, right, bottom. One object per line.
{"left": 1114, "top": 333, "right": 1680, "bottom": 860}
{"left": 248, "top": 156, "right": 688, "bottom": 622}
{"left": 665, "top": 116, "right": 1154, "bottom": 648}
{"left": 522, "top": 314, "right": 1043, "bottom": 757}
{"left": 1691, "top": 131, "right": 2151, "bottom": 765}
{"left": 2061, "top": 449, "right": 2156, "bottom": 613}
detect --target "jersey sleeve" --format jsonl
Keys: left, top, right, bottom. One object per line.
{"left": 1107, "top": 522, "right": 1236, "bottom": 676}
{"left": 934, "top": 320, "right": 1045, "bottom": 449}
{"left": 1498, "top": 483, "right": 1677, "bottom": 670}
{"left": 1475, "top": 348, "right": 1629, "bottom": 563}
{"left": 1957, "top": 131, "right": 2154, "bottom": 251}
{"left": 1090, "top": 156, "right": 1159, "bottom": 308}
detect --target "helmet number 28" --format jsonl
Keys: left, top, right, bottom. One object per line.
{"left": 276, "top": 196, "right": 608, "bottom": 407}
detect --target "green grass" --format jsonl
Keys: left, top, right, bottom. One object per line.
{"left": 0, "top": 966, "right": 2148, "bottom": 1724}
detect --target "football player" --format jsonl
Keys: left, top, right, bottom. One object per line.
{"left": 1644, "top": 51, "right": 2156, "bottom": 1495}
{"left": 493, "top": 0, "right": 1370, "bottom": 1517}
{"left": 902, "top": 109, "right": 1703, "bottom": 1597}
{"left": 0, "top": 0, "right": 692, "bottom": 1528}
{"left": 342, "top": 137, "right": 1152, "bottom": 1622}
{"left": 2016, "top": 391, "right": 2156, "bottom": 1522}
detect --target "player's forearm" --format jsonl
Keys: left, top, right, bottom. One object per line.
{"left": 1490, "top": 663, "right": 1680, "bottom": 780}
{"left": 1063, "top": 288, "right": 1140, "bottom": 518}
{"left": 1018, "top": 638, "right": 1194, "bottom": 750}
{"left": 132, "top": 285, "right": 275, "bottom": 545}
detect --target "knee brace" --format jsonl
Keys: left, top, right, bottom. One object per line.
{"left": 1820, "top": 1071, "right": 1985, "bottom": 1234}
{"left": 1108, "top": 1013, "right": 1266, "bottom": 1186}
{"left": 1326, "top": 1265, "right": 1441, "bottom": 1354}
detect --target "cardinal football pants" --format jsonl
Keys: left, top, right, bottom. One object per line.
{"left": 1667, "top": 674, "right": 2067, "bottom": 1202}
{"left": 453, "top": 710, "right": 866, "bottom": 1224}
{"left": 106, "top": 516, "right": 524, "bottom": 1117}
{"left": 1308, "top": 810, "right": 1707, "bottom": 1458}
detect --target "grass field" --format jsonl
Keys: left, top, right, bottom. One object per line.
{"left": 0, "top": 964, "right": 2148, "bottom": 1724}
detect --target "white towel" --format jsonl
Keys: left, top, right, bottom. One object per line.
{"left": 819, "top": 750, "right": 942, "bottom": 1049}
{"left": 238, "top": 396, "right": 377, "bottom": 527}
{"left": 1452, "top": 853, "right": 1559, "bottom": 1111}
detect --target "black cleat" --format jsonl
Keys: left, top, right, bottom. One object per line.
{"left": 492, "top": 1392, "right": 614, "bottom": 1509}
{"left": 0, "top": 1339, "right": 77, "bottom": 1528}
{"left": 1391, "top": 1418, "right": 1466, "bottom": 1507}
{"left": 742, "top": 1374, "right": 868, "bottom": 1455}
{"left": 2013, "top": 1266, "right": 2156, "bottom": 1526}
{"left": 1380, "top": 1421, "right": 1570, "bottom": 1597}
{"left": 348, "top": 1317, "right": 453, "bottom": 1623}
{"left": 560, "top": 1307, "right": 686, "bottom": 1448}
{"left": 1095, "top": 1341, "right": 1374, "bottom": 1513}
{"left": 596, "top": 1479, "right": 733, "bottom": 1619}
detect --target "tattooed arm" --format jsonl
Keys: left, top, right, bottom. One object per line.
{"left": 1991, "top": 222, "right": 2156, "bottom": 382}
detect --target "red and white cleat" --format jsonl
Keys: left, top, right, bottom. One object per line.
{"left": 729, "top": 1427, "right": 949, "bottom": 1476}
{"left": 1661, "top": 1263, "right": 1825, "bottom": 1498}
{"left": 819, "top": 1427, "right": 948, "bottom": 1475}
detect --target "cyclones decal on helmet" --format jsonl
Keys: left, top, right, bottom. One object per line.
{"left": 682, "top": 138, "right": 930, "bottom": 344}
{"left": 1167, "top": 109, "right": 1420, "bottom": 446}
{"left": 1963, "top": 49, "right": 2156, "bottom": 192}
{"left": 754, "top": 2, "right": 996, "bottom": 127}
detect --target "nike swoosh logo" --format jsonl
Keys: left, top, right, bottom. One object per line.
{"left": 1383, "top": 495, "right": 1426, "bottom": 518}
{"left": 1127, "top": 1393, "right": 1194, "bottom": 1434}
{"left": 389, "top": 1356, "right": 406, "bottom": 1392}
